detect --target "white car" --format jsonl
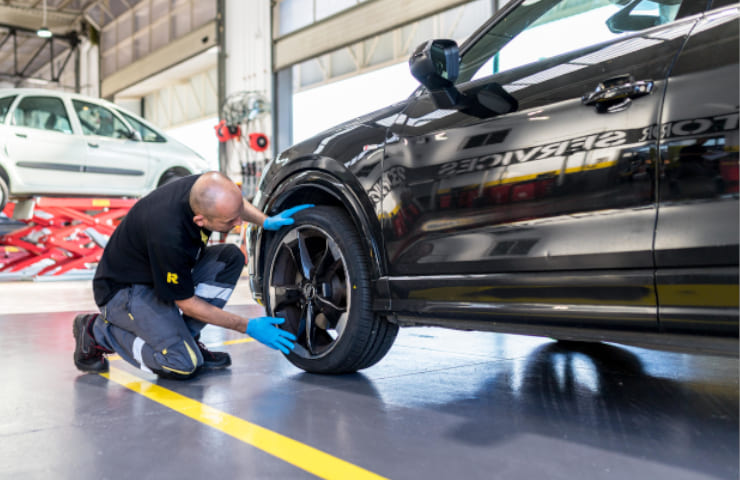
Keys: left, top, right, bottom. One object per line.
{"left": 0, "top": 88, "right": 210, "bottom": 210}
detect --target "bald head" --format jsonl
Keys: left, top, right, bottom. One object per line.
{"left": 189, "top": 172, "right": 244, "bottom": 233}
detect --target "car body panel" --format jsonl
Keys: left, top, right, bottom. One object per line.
{"left": 654, "top": 6, "right": 740, "bottom": 335}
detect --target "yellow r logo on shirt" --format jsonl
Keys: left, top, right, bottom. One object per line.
{"left": 167, "top": 272, "right": 179, "bottom": 284}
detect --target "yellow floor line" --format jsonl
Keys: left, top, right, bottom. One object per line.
{"left": 100, "top": 367, "right": 387, "bottom": 480}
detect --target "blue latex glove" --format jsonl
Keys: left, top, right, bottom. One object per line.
{"left": 246, "top": 316, "right": 297, "bottom": 354}
{"left": 262, "top": 204, "right": 314, "bottom": 231}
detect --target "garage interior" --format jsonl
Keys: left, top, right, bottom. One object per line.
{"left": 0, "top": 1, "right": 738, "bottom": 479}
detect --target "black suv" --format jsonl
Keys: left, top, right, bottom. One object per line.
{"left": 248, "top": 0, "right": 739, "bottom": 373}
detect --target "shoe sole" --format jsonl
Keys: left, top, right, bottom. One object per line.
{"left": 201, "top": 357, "right": 232, "bottom": 369}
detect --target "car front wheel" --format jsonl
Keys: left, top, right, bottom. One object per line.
{"left": 263, "top": 205, "right": 398, "bottom": 374}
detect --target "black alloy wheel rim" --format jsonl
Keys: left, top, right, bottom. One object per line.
{"left": 268, "top": 225, "right": 350, "bottom": 358}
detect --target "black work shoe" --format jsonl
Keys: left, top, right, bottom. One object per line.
{"left": 197, "top": 340, "right": 231, "bottom": 369}
{"left": 73, "top": 313, "right": 110, "bottom": 373}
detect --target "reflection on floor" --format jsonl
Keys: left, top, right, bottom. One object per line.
{"left": 1, "top": 278, "right": 737, "bottom": 479}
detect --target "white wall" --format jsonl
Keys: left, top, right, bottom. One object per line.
{"left": 165, "top": 116, "right": 220, "bottom": 171}
{"left": 222, "top": 0, "right": 273, "bottom": 180}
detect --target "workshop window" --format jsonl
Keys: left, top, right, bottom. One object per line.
{"left": 13, "top": 96, "right": 72, "bottom": 134}
{"left": 277, "top": 0, "right": 367, "bottom": 36}
{"left": 99, "top": 0, "right": 216, "bottom": 76}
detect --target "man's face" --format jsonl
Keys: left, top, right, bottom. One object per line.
{"left": 201, "top": 213, "right": 242, "bottom": 233}
{"left": 196, "top": 199, "right": 243, "bottom": 233}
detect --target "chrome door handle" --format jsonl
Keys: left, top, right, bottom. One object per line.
{"left": 582, "top": 74, "right": 654, "bottom": 113}
{"left": 15, "top": 133, "right": 27, "bottom": 138}
{"left": 88, "top": 142, "right": 99, "bottom": 148}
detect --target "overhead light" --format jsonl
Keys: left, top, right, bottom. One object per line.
{"left": 37, "top": 0, "right": 52, "bottom": 38}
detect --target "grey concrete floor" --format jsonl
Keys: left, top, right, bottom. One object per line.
{"left": 0, "top": 277, "right": 737, "bottom": 479}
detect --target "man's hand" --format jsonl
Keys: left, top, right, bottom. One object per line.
{"left": 246, "top": 316, "right": 297, "bottom": 354}
{"left": 262, "top": 204, "right": 314, "bottom": 231}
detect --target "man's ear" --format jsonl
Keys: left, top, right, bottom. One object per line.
{"left": 193, "top": 214, "right": 206, "bottom": 227}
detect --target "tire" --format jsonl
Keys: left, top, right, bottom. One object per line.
{"left": 263, "top": 205, "right": 398, "bottom": 374}
{"left": 0, "top": 175, "right": 8, "bottom": 213}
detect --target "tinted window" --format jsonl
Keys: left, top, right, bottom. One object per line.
{"left": 459, "top": 0, "right": 699, "bottom": 84}
{"left": 13, "top": 96, "right": 73, "bottom": 134}
{"left": 118, "top": 110, "right": 166, "bottom": 143}
{"left": 0, "top": 95, "right": 15, "bottom": 123}
{"left": 72, "top": 100, "right": 131, "bottom": 139}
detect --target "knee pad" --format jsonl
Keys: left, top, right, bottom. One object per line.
{"left": 154, "top": 337, "right": 201, "bottom": 376}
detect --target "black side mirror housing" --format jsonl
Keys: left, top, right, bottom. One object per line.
{"left": 606, "top": 0, "right": 662, "bottom": 33}
{"left": 409, "top": 39, "right": 518, "bottom": 117}
{"left": 409, "top": 39, "right": 462, "bottom": 109}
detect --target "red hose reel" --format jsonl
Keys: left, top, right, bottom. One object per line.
{"left": 248, "top": 133, "right": 269, "bottom": 152}
{"left": 214, "top": 120, "right": 269, "bottom": 152}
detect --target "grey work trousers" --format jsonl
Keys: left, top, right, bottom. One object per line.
{"left": 92, "top": 243, "right": 244, "bottom": 378}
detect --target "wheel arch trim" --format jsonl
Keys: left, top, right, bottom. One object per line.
{"left": 251, "top": 168, "right": 386, "bottom": 300}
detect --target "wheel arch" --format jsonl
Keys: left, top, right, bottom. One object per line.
{"left": 0, "top": 164, "right": 10, "bottom": 189}
{"left": 157, "top": 166, "right": 192, "bottom": 187}
{"left": 252, "top": 168, "right": 386, "bottom": 300}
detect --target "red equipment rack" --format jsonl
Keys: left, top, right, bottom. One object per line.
{"left": 0, "top": 197, "right": 136, "bottom": 279}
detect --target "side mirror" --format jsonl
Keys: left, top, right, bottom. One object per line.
{"left": 409, "top": 39, "right": 518, "bottom": 117}
{"left": 409, "top": 39, "right": 462, "bottom": 109}
{"left": 120, "top": 129, "right": 141, "bottom": 141}
{"left": 606, "top": 0, "right": 662, "bottom": 33}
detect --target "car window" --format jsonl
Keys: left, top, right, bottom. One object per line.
{"left": 458, "top": 0, "right": 702, "bottom": 84}
{"left": 12, "top": 96, "right": 73, "bottom": 134}
{"left": 117, "top": 110, "right": 167, "bottom": 143}
{"left": 0, "top": 95, "right": 16, "bottom": 123}
{"left": 72, "top": 100, "right": 131, "bottom": 139}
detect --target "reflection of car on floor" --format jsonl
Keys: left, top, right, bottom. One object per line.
{"left": 0, "top": 88, "right": 210, "bottom": 210}
{"left": 247, "top": 0, "right": 739, "bottom": 373}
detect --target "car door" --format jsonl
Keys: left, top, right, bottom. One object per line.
{"left": 4, "top": 94, "right": 88, "bottom": 194}
{"left": 71, "top": 99, "right": 151, "bottom": 196}
{"left": 654, "top": 4, "right": 739, "bottom": 336}
{"left": 381, "top": 0, "right": 706, "bottom": 329}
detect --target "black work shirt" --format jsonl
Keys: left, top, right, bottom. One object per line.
{"left": 93, "top": 175, "right": 211, "bottom": 307}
